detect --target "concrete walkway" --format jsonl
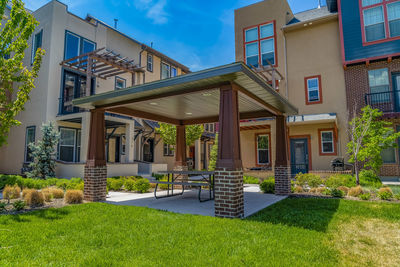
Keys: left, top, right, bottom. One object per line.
{"left": 105, "top": 184, "right": 286, "bottom": 218}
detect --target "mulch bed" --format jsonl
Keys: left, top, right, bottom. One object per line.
{"left": 0, "top": 199, "right": 80, "bottom": 215}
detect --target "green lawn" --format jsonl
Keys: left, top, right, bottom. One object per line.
{"left": 1, "top": 199, "right": 400, "bottom": 266}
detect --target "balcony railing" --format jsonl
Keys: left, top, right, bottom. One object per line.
{"left": 365, "top": 91, "right": 400, "bottom": 113}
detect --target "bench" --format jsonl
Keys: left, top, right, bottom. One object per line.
{"left": 153, "top": 181, "right": 214, "bottom": 202}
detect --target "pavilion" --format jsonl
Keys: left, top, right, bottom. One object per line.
{"left": 73, "top": 62, "right": 298, "bottom": 218}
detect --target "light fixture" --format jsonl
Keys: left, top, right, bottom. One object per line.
{"left": 149, "top": 102, "right": 158, "bottom": 106}
{"left": 185, "top": 112, "right": 193, "bottom": 115}
{"left": 202, "top": 93, "right": 212, "bottom": 97}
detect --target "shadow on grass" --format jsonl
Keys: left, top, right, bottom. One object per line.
{"left": 246, "top": 197, "right": 340, "bottom": 232}
{"left": 0, "top": 207, "right": 70, "bottom": 225}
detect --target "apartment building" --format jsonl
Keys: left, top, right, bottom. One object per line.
{"left": 0, "top": 0, "right": 194, "bottom": 178}
{"left": 339, "top": 0, "right": 400, "bottom": 176}
{"left": 235, "top": 0, "right": 348, "bottom": 175}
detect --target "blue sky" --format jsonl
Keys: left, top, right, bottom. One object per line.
{"left": 23, "top": 0, "right": 327, "bottom": 71}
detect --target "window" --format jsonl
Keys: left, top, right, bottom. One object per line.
{"left": 361, "top": 0, "right": 400, "bottom": 43}
{"left": 25, "top": 126, "right": 36, "bottom": 162}
{"left": 115, "top": 76, "right": 126, "bottom": 90}
{"left": 256, "top": 134, "right": 270, "bottom": 165}
{"left": 204, "top": 123, "right": 215, "bottom": 133}
{"left": 319, "top": 129, "right": 336, "bottom": 155}
{"left": 305, "top": 75, "right": 322, "bottom": 104}
{"left": 244, "top": 21, "right": 276, "bottom": 68}
{"left": 59, "top": 128, "right": 81, "bottom": 162}
{"left": 161, "top": 63, "right": 170, "bottom": 79}
{"left": 382, "top": 147, "right": 396, "bottom": 163}
{"left": 76, "top": 129, "right": 81, "bottom": 162}
{"left": 64, "top": 31, "right": 96, "bottom": 61}
{"left": 61, "top": 70, "right": 95, "bottom": 114}
{"left": 31, "top": 30, "right": 42, "bottom": 64}
{"left": 368, "top": 68, "right": 390, "bottom": 103}
{"left": 121, "top": 135, "right": 126, "bottom": 155}
{"left": 163, "top": 143, "right": 174, "bottom": 156}
{"left": 147, "top": 54, "right": 153, "bottom": 72}
{"left": 171, "top": 67, "right": 177, "bottom": 77}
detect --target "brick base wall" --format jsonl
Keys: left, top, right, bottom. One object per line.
{"left": 214, "top": 168, "right": 244, "bottom": 218}
{"left": 274, "top": 166, "right": 291, "bottom": 195}
{"left": 84, "top": 165, "right": 107, "bottom": 202}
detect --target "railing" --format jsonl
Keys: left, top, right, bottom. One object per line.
{"left": 364, "top": 91, "right": 400, "bottom": 113}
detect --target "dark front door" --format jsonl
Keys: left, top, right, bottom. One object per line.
{"left": 143, "top": 138, "right": 154, "bottom": 162}
{"left": 290, "top": 138, "right": 309, "bottom": 176}
{"left": 392, "top": 73, "right": 400, "bottom": 112}
{"left": 115, "top": 136, "right": 121, "bottom": 163}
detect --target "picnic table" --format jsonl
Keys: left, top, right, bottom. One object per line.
{"left": 153, "top": 171, "right": 215, "bottom": 202}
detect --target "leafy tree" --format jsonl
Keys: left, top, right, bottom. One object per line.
{"left": 208, "top": 134, "right": 218, "bottom": 171}
{"left": 0, "top": 0, "right": 45, "bottom": 146}
{"left": 27, "top": 122, "right": 60, "bottom": 179}
{"left": 347, "top": 106, "right": 400, "bottom": 185}
{"left": 156, "top": 123, "right": 204, "bottom": 146}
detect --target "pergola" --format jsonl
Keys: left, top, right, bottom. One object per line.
{"left": 73, "top": 62, "right": 298, "bottom": 218}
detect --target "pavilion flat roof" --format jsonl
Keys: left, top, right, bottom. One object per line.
{"left": 73, "top": 62, "right": 298, "bottom": 124}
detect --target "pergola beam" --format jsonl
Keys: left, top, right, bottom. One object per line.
{"left": 182, "top": 110, "right": 274, "bottom": 125}
{"left": 106, "top": 107, "right": 181, "bottom": 125}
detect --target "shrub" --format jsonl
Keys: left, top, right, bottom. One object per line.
{"left": 359, "top": 193, "right": 371, "bottom": 200}
{"left": 260, "top": 179, "right": 275, "bottom": 193}
{"left": 293, "top": 185, "right": 303, "bottom": 193}
{"left": 124, "top": 179, "right": 136, "bottom": 191}
{"left": 22, "top": 188, "right": 34, "bottom": 198}
{"left": 50, "top": 188, "right": 64, "bottom": 199}
{"left": 13, "top": 200, "right": 25, "bottom": 211}
{"left": 107, "top": 178, "right": 124, "bottom": 191}
{"left": 359, "top": 169, "right": 382, "bottom": 188}
{"left": 337, "top": 186, "right": 349, "bottom": 195}
{"left": 348, "top": 186, "right": 363, "bottom": 197}
{"left": 65, "top": 190, "right": 83, "bottom": 204}
{"left": 322, "top": 188, "right": 331, "bottom": 195}
{"left": 243, "top": 176, "right": 259, "bottom": 184}
{"left": 74, "top": 182, "right": 84, "bottom": 191}
{"left": 56, "top": 179, "right": 70, "bottom": 190}
{"left": 0, "top": 175, "right": 22, "bottom": 190}
{"left": 24, "top": 190, "right": 45, "bottom": 207}
{"left": 394, "top": 193, "right": 400, "bottom": 200}
{"left": 41, "top": 188, "right": 53, "bottom": 202}
{"left": 3, "top": 185, "right": 21, "bottom": 201}
{"left": 325, "top": 174, "right": 356, "bottom": 189}
{"left": 294, "top": 173, "right": 322, "bottom": 188}
{"left": 377, "top": 187, "right": 393, "bottom": 200}
{"left": 330, "top": 188, "right": 345, "bottom": 198}
{"left": 0, "top": 202, "right": 6, "bottom": 212}
{"left": 152, "top": 173, "right": 166, "bottom": 181}
{"left": 133, "top": 179, "right": 150, "bottom": 193}
{"left": 310, "top": 187, "right": 326, "bottom": 194}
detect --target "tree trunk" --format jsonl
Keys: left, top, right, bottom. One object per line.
{"left": 354, "top": 160, "right": 360, "bottom": 185}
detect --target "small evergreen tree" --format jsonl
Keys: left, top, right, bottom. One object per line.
{"left": 27, "top": 122, "right": 60, "bottom": 179}
{"left": 208, "top": 134, "right": 218, "bottom": 171}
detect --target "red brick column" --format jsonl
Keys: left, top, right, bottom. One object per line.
{"left": 274, "top": 115, "right": 291, "bottom": 195}
{"left": 215, "top": 84, "right": 244, "bottom": 218}
{"left": 84, "top": 109, "right": 107, "bottom": 201}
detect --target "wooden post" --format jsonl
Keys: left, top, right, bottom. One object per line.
{"left": 86, "top": 57, "right": 93, "bottom": 97}
{"left": 175, "top": 125, "right": 187, "bottom": 168}
{"left": 274, "top": 115, "right": 291, "bottom": 195}
{"left": 214, "top": 83, "right": 244, "bottom": 218}
{"left": 84, "top": 109, "right": 107, "bottom": 201}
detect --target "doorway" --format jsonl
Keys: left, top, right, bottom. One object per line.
{"left": 290, "top": 138, "right": 309, "bottom": 176}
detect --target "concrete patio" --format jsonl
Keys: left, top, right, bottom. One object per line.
{"left": 105, "top": 184, "right": 286, "bottom": 218}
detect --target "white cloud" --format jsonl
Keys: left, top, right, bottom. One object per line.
{"left": 132, "top": 0, "right": 169, "bottom": 24}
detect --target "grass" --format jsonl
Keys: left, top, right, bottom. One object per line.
{"left": 0, "top": 199, "right": 400, "bottom": 266}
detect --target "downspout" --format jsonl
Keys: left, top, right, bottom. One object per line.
{"left": 283, "top": 31, "right": 289, "bottom": 99}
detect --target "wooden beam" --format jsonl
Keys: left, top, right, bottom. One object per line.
{"left": 86, "top": 57, "right": 93, "bottom": 97}
{"left": 96, "top": 68, "right": 124, "bottom": 77}
{"left": 97, "top": 82, "right": 230, "bottom": 110}
{"left": 182, "top": 110, "right": 274, "bottom": 125}
{"left": 61, "top": 64, "right": 105, "bottom": 80}
{"left": 106, "top": 107, "right": 181, "bottom": 125}
{"left": 60, "top": 47, "right": 105, "bottom": 65}
{"left": 92, "top": 65, "right": 115, "bottom": 74}
{"left": 232, "top": 82, "right": 282, "bottom": 115}
{"left": 92, "top": 55, "right": 142, "bottom": 74}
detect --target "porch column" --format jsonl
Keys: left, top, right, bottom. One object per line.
{"left": 215, "top": 84, "right": 244, "bottom": 218}
{"left": 274, "top": 115, "right": 291, "bottom": 195}
{"left": 174, "top": 125, "right": 188, "bottom": 171}
{"left": 194, "top": 139, "right": 201, "bottom": 170}
{"left": 84, "top": 109, "right": 107, "bottom": 201}
{"left": 125, "top": 121, "right": 135, "bottom": 163}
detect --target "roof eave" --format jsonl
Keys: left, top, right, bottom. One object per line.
{"left": 282, "top": 13, "right": 338, "bottom": 32}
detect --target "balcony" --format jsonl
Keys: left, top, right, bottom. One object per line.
{"left": 365, "top": 91, "right": 400, "bottom": 113}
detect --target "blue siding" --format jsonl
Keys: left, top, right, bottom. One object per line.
{"left": 341, "top": 0, "right": 400, "bottom": 62}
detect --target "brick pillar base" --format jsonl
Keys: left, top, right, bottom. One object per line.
{"left": 214, "top": 168, "right": 244, "bottom": 218}
{"left": 274, "top": 165, "right": 291, "bottom": 195}
{"left": 84, "top": 165, "right": 107, "bottom": 201}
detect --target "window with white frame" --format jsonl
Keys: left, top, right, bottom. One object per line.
{"left": 161, "top": 62, "right": 170, "bottom": 79}
{"left": 147, "top": 54, "right": 153, "bottom": 72}
{"left": 25, "top": 126, "right": 36, "bottom": 162}
{"left": 115, "top": 76, "right": 126, "bottom": 90}
{"left": 256, "top": 134, "right": 270, "bottom": 165}
{"left": 305, "top": 76, "right": 322, "bottom": 104}
{"left": 361, "top": 0, "right": 400, "bottom": 42}
{"left": 59, "top": 128, "right": 81, "bottom": 162}
{"left": 163, "top": 143, "right": 174, "bottom": 156}
{"left": 244, "top": 22, "right": 276, "bottom": 68}
{"left": 204, "top": 123, "right": 215, "bottom": 133}
{"left": 121, "top": 135, "right": 126, "bottom": 155}
{"left": 31, "top": 30, "right": 42, "bottom": 64}
{"left": 320, "top": 130, "right": 335, "bottom": 154}
{"left": 368, "top": 68, "right": 390, "bottom": 103}
{"left": 77, "top": 129, "right": 81, "bottom": 162}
